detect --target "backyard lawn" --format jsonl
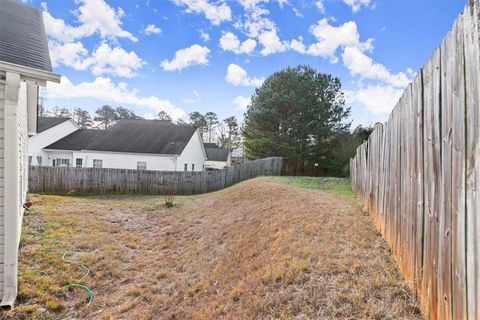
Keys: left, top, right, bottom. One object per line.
{"left": 7, "top": 177, "right": 421, "bottom": 320}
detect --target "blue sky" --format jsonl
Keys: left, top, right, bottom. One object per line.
{"left": 33, "top": 0, "right": 465, "bottom": 128}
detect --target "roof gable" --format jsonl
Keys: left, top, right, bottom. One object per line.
{"left": 0, "top": 0, "right": 52, "bottom": 72}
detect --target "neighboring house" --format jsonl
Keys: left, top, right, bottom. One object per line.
{"left": 31, "top": 119, "right": 208, "bottom": 171}
{"left": 231, "top": 146, "right": 245, "bottom": 165}
{"left": 204, "top": 143, "right": 231, "bottom": 170}
{"left": 28, "top": 117, "right": 79, "bottom": 166}
{"left": 0, "top": 0, "right": 60, "bottom": 307}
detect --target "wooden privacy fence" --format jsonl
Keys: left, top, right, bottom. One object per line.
{"left": 350, "top": 1, "right": 480, "bottom": 319}
{"left": 29, "top": 157, "right": 282, "bottom": 195}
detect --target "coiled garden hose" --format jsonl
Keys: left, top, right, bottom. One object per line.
{"left": 70, "top": 284, "right": 94, "bottom": 306}
{"left": 62, "top": 251, "right": 94, "bottom": 306}
{"left": 62, "top": 251, "right": 91, "bottom": 281}
{"left": 25, "top": 207, "right": 94, "bottom": 307}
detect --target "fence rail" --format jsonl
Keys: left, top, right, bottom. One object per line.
{"left": 29, "top": 157, "right": 282, "bottom": 195}
{"left": 350, "top": 2, "right": 480, "bottom": 319}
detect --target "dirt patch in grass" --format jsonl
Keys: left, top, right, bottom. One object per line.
{"left": 5, "top": 178, "right": 421, "bottom": 319}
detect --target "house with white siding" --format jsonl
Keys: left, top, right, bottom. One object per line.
{"left": 27, "top": 117, "right": 79, "bottom": 166}
{"left": 204, "top": 143, "right": 231, "bottom": 170}
{"left": 30, "top": 119, "right": 208, "bottom": 171}
{"left": 0, "top": 0, "right": 60, "bottom": 307}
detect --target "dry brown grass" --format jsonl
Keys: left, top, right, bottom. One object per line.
{"left": 4, "top": 178, "right": 421, "bottom": 320}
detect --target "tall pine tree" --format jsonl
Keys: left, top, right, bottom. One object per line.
{"left": 243, "top": 65, "right": 350, "bottom": 174}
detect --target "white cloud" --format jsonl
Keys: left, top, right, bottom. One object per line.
{"left": 49, "top": 42, "right": 144, "bottom": 78}
{"left": 346, "top": 85, "right": 403, "bottom": 114}
{"left": 233, "top": 95, "right": 251, "bottom": 110}
{"left": 226, "top": 64, "right": 264, "bottom": 87}
{"left": 292, "top": 7, "right": 303, "bottom": 18}
{"left": 236, "top": 0, "right": 276, "bottom": 37}
{"left": 303, "top": 19, "right": 373, "bottom": 59}
{"left": 255, "top": 19, "right": 373, "bottom": 60}
{"left": 77, "top": 0, "right": 137, "bottom": 41}
{"left": 289, "top": 37, "right": 306, "bottom": 53}
{"left": 143, "top": 24, "right": 161, "bottom": 35}
{"left": 200, "top": 29, "right": 210, "bottom": 42}
{"left": 48, "top": 40, "right": 89, "bottom": 69}
{"left": 343, "top": 0, "right": 372, "bottom": 12}
{"left": 42, "top": 0, "right": 137, "bottom": 43}
{"left": 219, "top": 32, "right": 256, "bottom": 54}
{"left": 258, "top": 29, "right": 287, "bottom": 55}
{"left": 182, "top": 90, "right": 201, "bottom": 104}
{"left": 46, "top": 76, "right": 186, "bottom": 119}
{"left": 173, "top": 0, "right": 231, "bottom": 25}
{"left": 161, "top": 44, "right": 210, "bottom": 71}
{"left": 316, "top": 0, "right": 326, "bottom": 13}
{"left": 42, "top": 10, "right": 90, "bottom": 43}
{"left": 342, "top": 46, "right": 409, "bottom": 87}
{"left": 42, "top": 1, "right": 142, "bottom": 78}
{"left": 85, "top": 43, "right": 145, "bottom": 78}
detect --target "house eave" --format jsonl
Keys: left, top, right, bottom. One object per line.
{"left": 43, "top": 148, "right": 181, "bottom": 157}
{"left": 0, "top": 61, "right": 60, "bottom": 85}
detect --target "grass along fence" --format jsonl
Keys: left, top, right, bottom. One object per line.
{"left": 350, "top": 2, "right": 480, "bottom": 319}
{"left": 29, "top": 157, "right": 282, "bottom": 195}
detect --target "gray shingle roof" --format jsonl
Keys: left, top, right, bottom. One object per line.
{"left": 37, "top": 117, "right": 71, "bottom": 133}
{"left": 0, "top": 0, "right": 52, "bottom": 72}
{"left": 45, "top": 129, "right": 104, "bottom": 151}
{"left": 204, "top": 144, "right": 230, "bottom": 161}
{"left": 44, "top": 120, "right": 198, "bottom": 155}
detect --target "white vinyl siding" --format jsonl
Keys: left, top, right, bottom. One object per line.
{"left": 17, "top": 82, "right": 28, "bottom": 212}
{"left": 0, "top": 78, "right": 5, "bottom": 295}
{"left": 0, "top": 79, "right": 5, "bottom": 290}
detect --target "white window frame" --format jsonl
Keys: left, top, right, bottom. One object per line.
{"left": 93, "top": 159, "right": 103, "bottom": 169}
{"left": 137, "top": 161, "right": 147, "bottom": 170}
{"left": 76, "top": 158, "right": 83, "bottom": 168}
{"left": 54, "top": 158, "right": 70, "bottom": 167}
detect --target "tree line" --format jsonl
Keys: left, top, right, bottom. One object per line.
{"left": 40, "top": 105, "right": 241, "bottom": 150}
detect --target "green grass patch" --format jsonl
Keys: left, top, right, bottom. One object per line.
{"left": 266, "top": 176, "right": 355, "bottom": 198}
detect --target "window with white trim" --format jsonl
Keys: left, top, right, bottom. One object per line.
{"left": 54, "top": 158, "right": 70, "bottom": 167}
{"left": 191, "top": 163, "right": 195, "bottom": 171}
{"left": 93, "top": 159, "right": 103, "bottom": 168}
{"left": 184, "top": 163, "right": 188, "bottom": 171}
{"left": 76, "top": 158, "right": 83, "bottom": 168}
{"left": 137, "top": 162, "right": 147, "bottom": 170}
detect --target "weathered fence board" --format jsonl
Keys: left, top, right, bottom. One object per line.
{"left": 350, "top": 1, "right": 480, "bottom": 319}
{"left": 28, "top": 157, "right": 282, "bottom": 195}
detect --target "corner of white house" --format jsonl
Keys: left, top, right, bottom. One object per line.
{"left": 0, "top": 61, "right": 59, "bottom": 307}
{"left": 28, "top": 119, "right": 79, "bottom": 166}
{"left": 177, "top": 129, "right": 207, "bottom": 172}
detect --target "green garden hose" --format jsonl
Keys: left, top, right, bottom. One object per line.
{"left": 70, "top": 284, "right": 94, "bottom": 306}
{"left": 62, "top": 251, "right": 93, "bottom": 306}
{"left": 62, "top": 251, "right": 91, "bottom": 281}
